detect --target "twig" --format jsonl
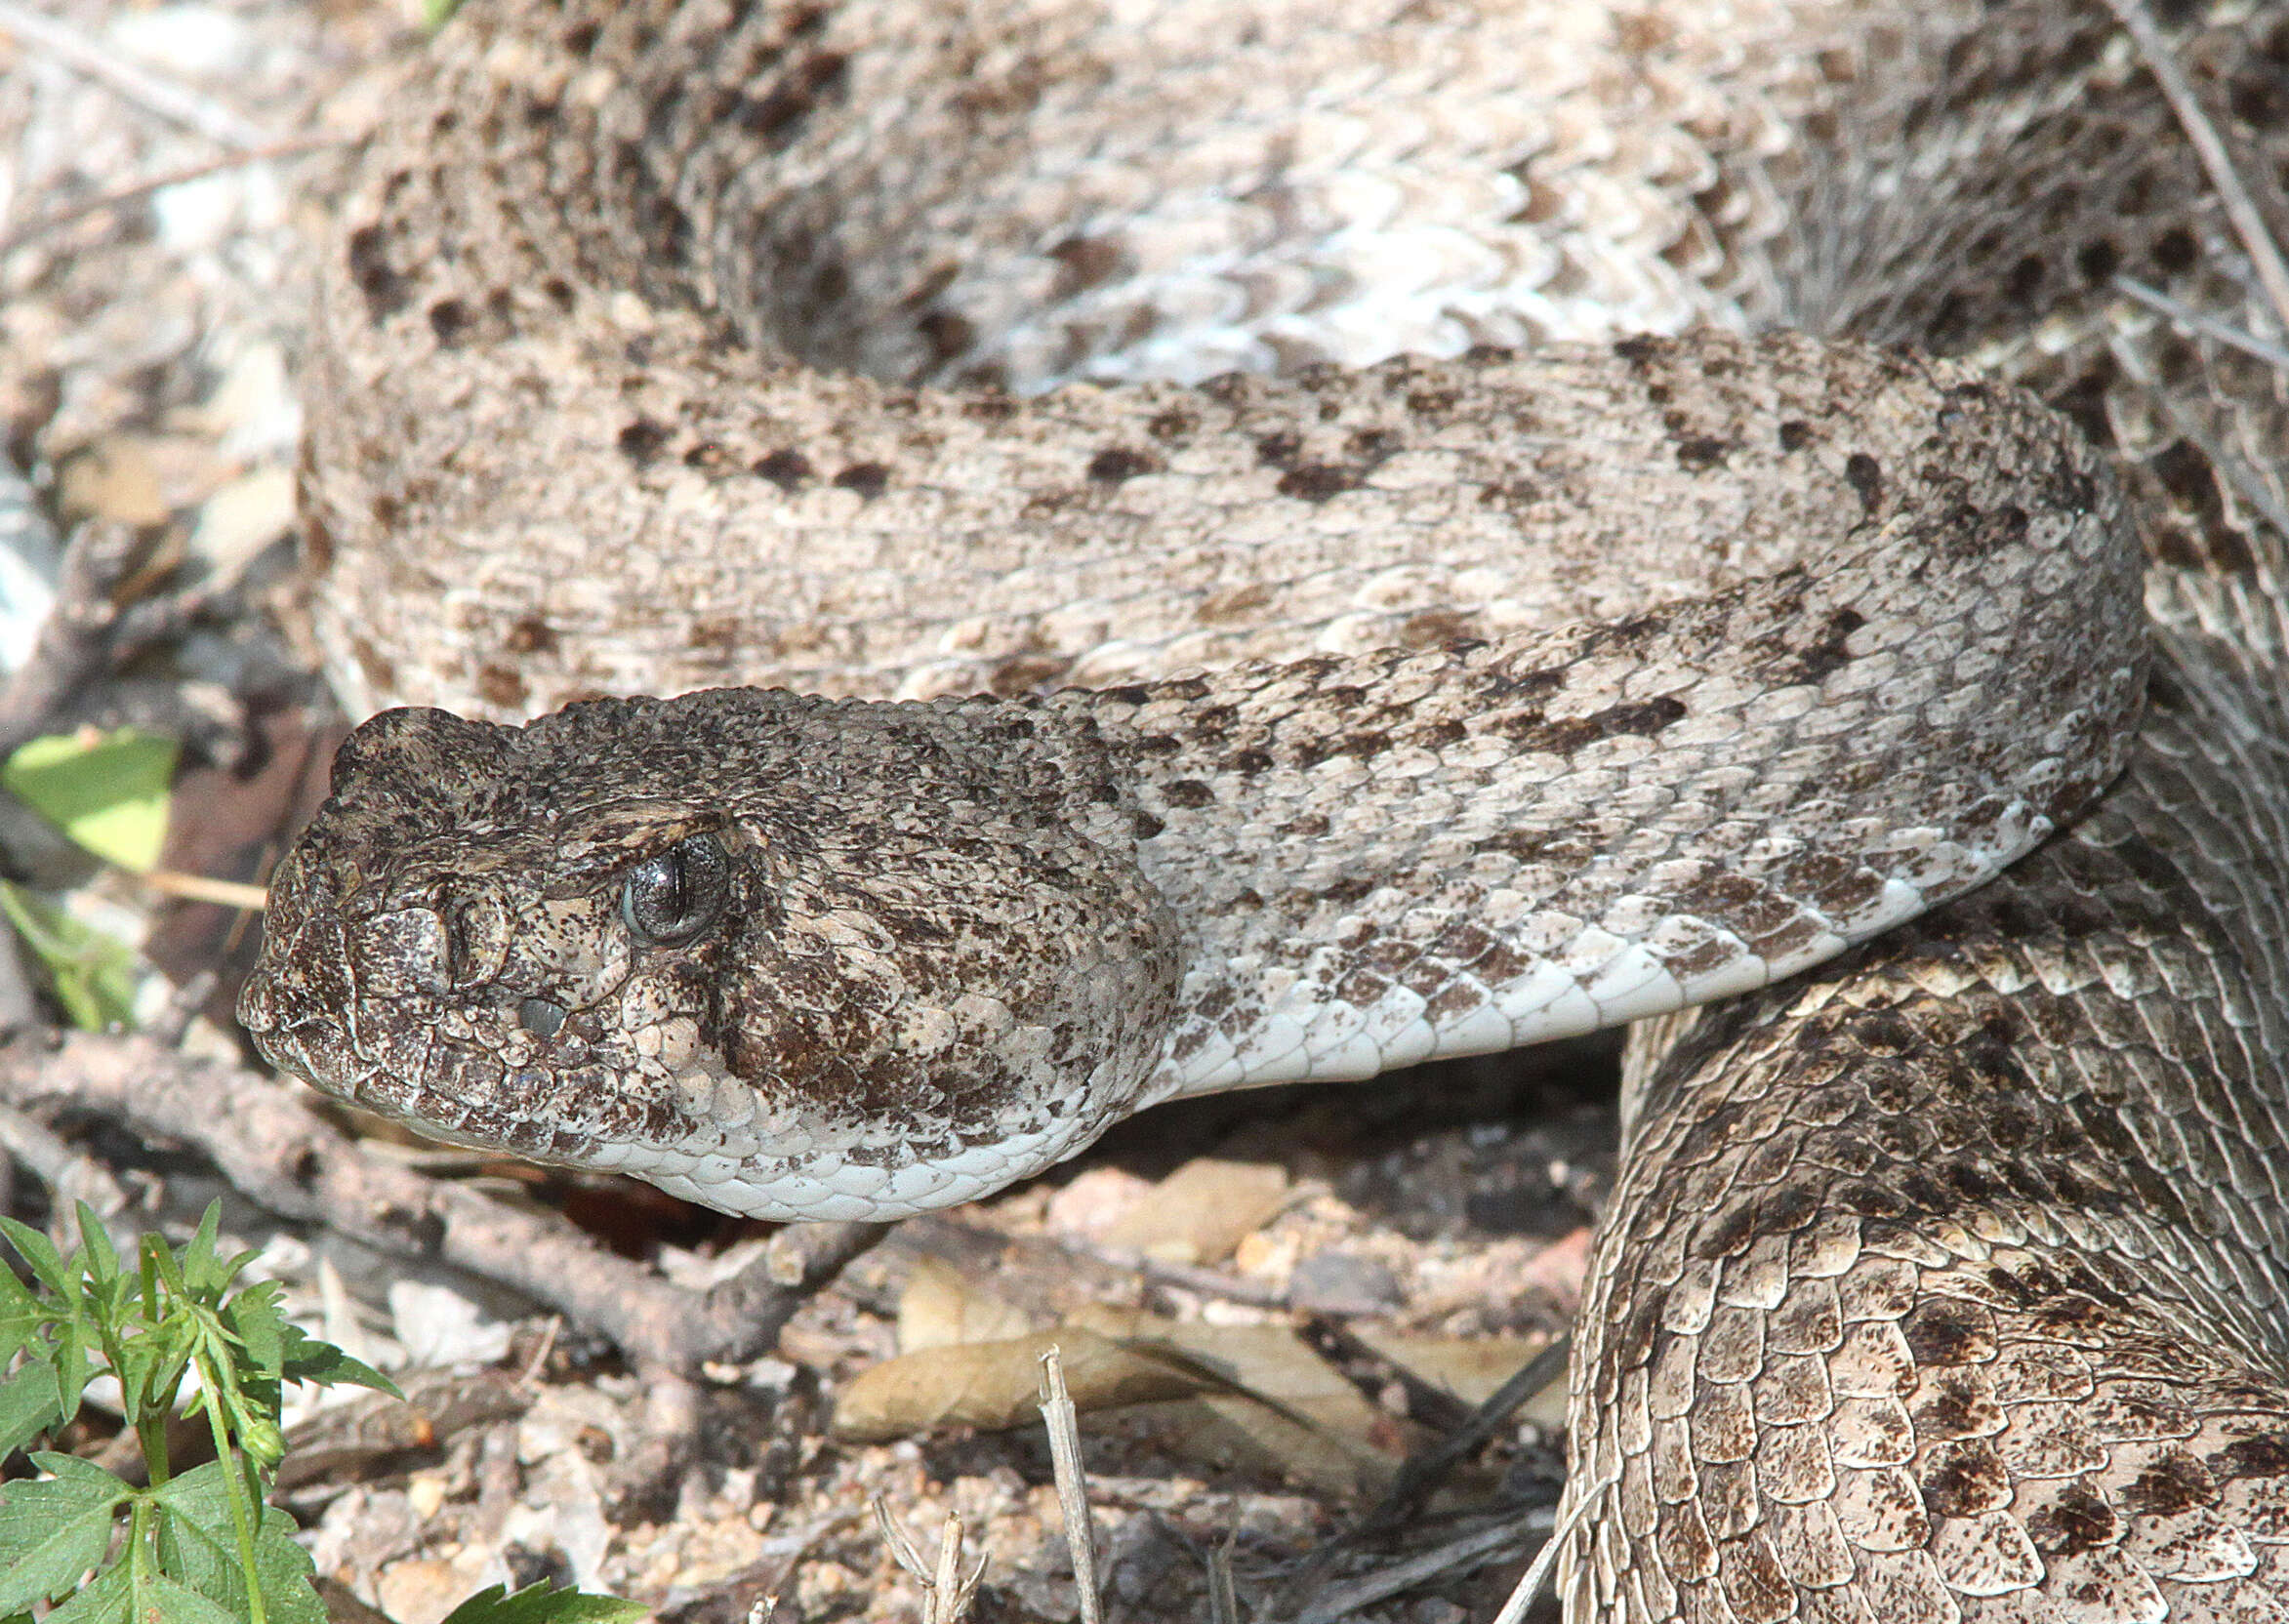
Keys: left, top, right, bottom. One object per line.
{"left": 2102, "top": 0, "right": 2289, "bottom": 341}
{"left": 0, "top": 519, "right": 225, "bottom": 764}
{"left": 1206, "top": 1535, "right": 1239, "bottom": 1624}
{"left": 0, "top": 1028, "right": 889, "bottom": 1372}
{"left": 873, "top": 1500, "right": 984, "bottom": 1624}
{"left": 1347, "top": 1334, "right": 1571, "bottom": 1541}
{"left": 140, "top": 870, "right": 267, "bottom": 912}
{"left": 1266, "top": 1332, "right": 1568, "bottom": 1620}
{"left": 273, "top": 1363, "right": 534, "bottom": 1494}
{"left": 0, "top": 1096, "right": 125, "bottom": 1219}
{"left": 0, "top": 134, "right": 347, "bottom": 262}
{"left": 1488, "top": 1520, "right": 1566, "bottom": 1624}
{"left": 1038, "top": 1347, "right": 1103, "bottom": 1624}
{"left": 0, "top": 0, "right": 273, "bottom": 149}
{"left": 1064, "top": 1235, "right": 1291, "bottom": 1309}
{"left": 2112, "top": 275, "right": 2289, "bottom": 372}
{"left": 1292, "top": 1520, "right": 1535, "bottom": 1624}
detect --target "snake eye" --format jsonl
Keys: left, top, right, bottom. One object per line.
{"left": 621, "top": 832, "right": 730, "bottom": 947}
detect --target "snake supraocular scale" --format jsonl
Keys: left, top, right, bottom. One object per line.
{"left": 235, "top": 0, "right": 2289, "bottom": 1617}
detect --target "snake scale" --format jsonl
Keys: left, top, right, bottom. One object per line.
{"left": 234, "top": 0, "right": 2289, "bottom": 1616}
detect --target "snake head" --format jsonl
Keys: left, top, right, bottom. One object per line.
{"left": 238, "top": 692, "right": 1183, "bottom": 1220}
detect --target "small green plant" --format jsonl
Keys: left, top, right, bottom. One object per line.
{"left": 0, "top": 1203, "right": 637, "bottom": 1624}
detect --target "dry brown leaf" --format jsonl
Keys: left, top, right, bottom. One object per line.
{"left": 1112, "top": 1389, "right": 1399, "bottom": 1499}
{"left": 832, "top": 1326, "right": 1211, "bottom": 1441}
{"left": 895, "top": 1255, "right": 1041, "bottom": 1354}
{"left": 1096, "top": 1157, "right": 1290, "bottom": 1264}
{"left": 1079, "top": 1310, "right": 1407, "bottom": 1496}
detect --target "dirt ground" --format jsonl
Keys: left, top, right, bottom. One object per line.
{"left": 0, "top": 3, "right": 1613, "bottom": 1618}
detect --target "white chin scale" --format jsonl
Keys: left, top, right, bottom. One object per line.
{"left": 586, "top": 1116, "right": 1101, "bottom": 1222}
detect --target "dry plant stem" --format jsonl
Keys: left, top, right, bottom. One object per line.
{"left": 1266, "top": 1332, "right": 1566, "bottom": 1622}
{"left": 1206, "top": 1538, "right": 1239, "bottom": 1624}
{"left": 0, "top": 520, "right": 222, "bottom": 764}
{"left": 1491, "top": 1520, "right": 1569, "bottom": 1624}
{"left": 0, "top": 0, "right": 274, "bottom": 148}
{"left": 1304, "top": 1317, "right": 1477, "bottom": 1435}
{"left": 1037, "top": 1348, "right": 1103, "bottom": 1624}
{"left": 1064, "top": 1237, "right": 1290, "bottom": 1309}
{"left": 932, "top": 1514, "right": 983, "bottom": 1624}
{"left": 0, "top": 1098, "right": 126, "bottom": 1222}
{"left": 0, "top": 135, "right": 346, "bottom": 262}
{"left": 872, "top": 1501, "right": 983, "bottom": 1624}
{"left": 0, "top": 1028, "right": 887, "bottom": 1370}
{"left": 2101, "top": 0, "right": 2289, "bottom": 337}
{"left": 2112, "top": 274, "right": 2289, "bottom": 369}
{"left": 141, "top": 870, "right": 269, "bottom": 911}
{"left": 1350, "top": 1335, "right": 1571, "bottom": 1540}
{"left": 273, "top": 1364, "right": 534, "bottom": 1493}
{"left": 1291, "top": 1521, "right": 1536, "bottom": 1624}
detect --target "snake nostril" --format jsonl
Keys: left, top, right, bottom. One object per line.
{"left": 518, "top": 996, "right": 567, "bottom": 1038}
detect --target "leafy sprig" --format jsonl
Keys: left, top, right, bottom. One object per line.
{"left": 0, "top": 1203, "right": 637, "bottom": 1623}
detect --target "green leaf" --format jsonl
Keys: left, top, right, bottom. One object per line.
{"left": 242, "top": 1504, "right": 325, "bottom": 1624}
{"left": 0, "top": 1282, "right": 54, "bottom": 1368}
{"left": 1, "top": 730, "right": 177, "bottom": 874}
{"left": 151, "top": 1464, "right": 323, "bottom": 1624}
{"left": 221, "top": 1279, "right": 285, "bottom": 1383}
{"left": 46, "top": 1558, "right": 240, "bottom": 1624}
{"left": 0, "top": 1453, "right": 133, "bottom": 1610}
{"left": 274, "top": 1322, "right": 398, "bottom": 1401}
{"left": 0, "top": 884, "right": 138, "bottom": 1032}
{"left": 0, "top": 1364, "right": 64, "bottom": 1458}
{"left": 0, "top": 1218, "right": 72, "bottom": 1301}
{"left": 439, "top": 1582, "right": 646, "bottom": 1624}
{"left": 0, "top": 1265, "right": 41, "bottom": 1335}
{"left": 26, "top": 1556, "right": 125, "bottom": 1624}
{"left": 72, "top": 1207, "right": 118, "bottom": 1289}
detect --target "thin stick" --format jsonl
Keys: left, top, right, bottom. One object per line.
{"left": 1489, "top": 1527, "right": 1564, "bottom": 1624}
{"left": 2112, "top": 275, "right": 2289, "bottom": 372}
{"left": 0, "top": 0, "right": 273, "bottom": 149}
{"left": 2102, "top": 0, "right": 2289, "bottom": 342}
{"left": 0, "top": 135, "right": 345, "bottom": 262}
{"left": 1206, "top": 1535, "right": 1239, "bottom": 1624}
{"left": 872, "top": 1496, "right": 927, "bottom": 1583}
{"left": 0, "top": 1098, "right": 127, "bottom": 1219}
{"left": 929, "top": 1513, "right": 964, "bottom": 1623}
{"left": 1350, "top": 1333, "right": 1571, "bottom": 1538}
{"left": 873, "top": 1499, "right": 984, "bottom": 1624}
{"left": 0, "top": 1029, "right": 889, "bottom": 1372}
{"left": 1294, "top": 1521, "right": 1535, "bottom": 1624}
{"left": 1489, "top": 1480, "right": 1602, "bottom": 1624}
{"left": 1037, "top": 1347, "right": 1103, "bottom": 1624}
{"left": 140, "top": 870, "right": 267, "bottom": 912}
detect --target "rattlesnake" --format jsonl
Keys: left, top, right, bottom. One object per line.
{"left": 236, "top": 0, "right": 2289, "bottom": 1616}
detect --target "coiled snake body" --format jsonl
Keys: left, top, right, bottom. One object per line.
{"left": 239, "top": 0, "right": 2289, "bottom": 1615}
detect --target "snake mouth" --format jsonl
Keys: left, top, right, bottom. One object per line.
{"left": 237, "top": 963, "right": 412, "bottom": 1123}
